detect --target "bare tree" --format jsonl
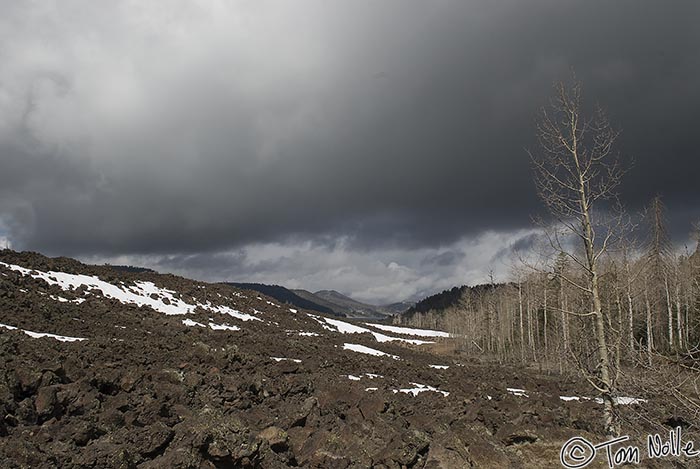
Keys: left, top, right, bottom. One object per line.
{"left": 643, "top": 196, "right": 676, "bottom": 352}
{"left": 529, "top": 78, "right": 625, "bottom": 435}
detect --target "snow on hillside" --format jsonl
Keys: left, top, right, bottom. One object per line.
{"left": 342, "top": 343, "right": 400, "bottom": 360}
{"left": 1, "top": 261, "right": 262, "bottom": 322}
{"left": 322, "top": 316, "right": 434, "bottom": 345}
{"left": 0, "top": 260, "right": 447, "bottom": 353}
{"left": 367, "top": 323, "right": 451, "bottom": 338}
{"left": 1, "top": 262, "right": 196, "bottom": 315}
{"left": 0, "top": 323, "right": 87, "bottom": 342}
{"left": 393, "top": 383, "right": 450, "bottom": 397}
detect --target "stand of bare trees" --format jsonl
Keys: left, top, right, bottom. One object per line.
{"left": 397, "top": 78, "right": 700, "bottom": 435}
{"left": 398, "top": 232, "right": 700, "bottom": 426}
{"left": 399, "top": 239, "right": 700, "bottom": 363}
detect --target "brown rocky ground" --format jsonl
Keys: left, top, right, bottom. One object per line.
{"left": 0, "top": 250, "right": 694, "bottom": 468}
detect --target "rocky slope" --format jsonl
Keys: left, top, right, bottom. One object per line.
{"left": 0, "top": 250, "right": 686, "bottom": 468}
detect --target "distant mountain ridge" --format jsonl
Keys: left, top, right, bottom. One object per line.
{"left": 291, "top": 289, "right": 355, "bottom": 316}
{"left": 297, "top": 290, "right": 413, "bottom": 317}
{"left": 312, "top": 290, "right": 385, "bottom": 319}
{"left": 225, "top": 283, "right": 344, "bottom": 317}
{"left": 379, "top": 301, "right": 416, "bottom": 315}
{"left": 228, "top": 284, "right": 412, "bottom": 319}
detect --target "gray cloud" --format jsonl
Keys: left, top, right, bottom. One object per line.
{"left": 1, "top": 1, "right": 699, "bottom": 302}
{"left": 421, "top": 251, "right": 466, "bottom": 268}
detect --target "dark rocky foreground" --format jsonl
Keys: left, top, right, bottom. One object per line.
{"left": 0, "top": 250, "right": 689, "bottom": 468}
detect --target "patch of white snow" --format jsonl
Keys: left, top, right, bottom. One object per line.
{"left": 0, "top": 323, "right": 87, "bottom": 342}
{"left": 365, "top": 323, "right": 450, "bottom": 338}
{"left": 393, "top": 383, "right": 450, "bottom": 397}
{"left": 342, "top": 343, "right": 400, "bottom": 359}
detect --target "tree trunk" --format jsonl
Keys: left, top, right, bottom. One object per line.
{"left": 674, "top": 275, "right": 684, "bottom": 351}
{"left": 580, "top": 172, "right": 617, "bottom": 435}
{"left": 615, "top": 292, "right": 623, "bottom": 381}
{"left": 560, "top": 274, "right": 569, "bottom": 357}
{"left": 527, "top": 285, "right": 535, "bottom": 360}
{"left": 644, "top": 279, "right": 653, "bottom": 364}
{"left": 665, "top": 275, "right": 674, "bottom": 350}
{"left": 627, "top": 282, "right": 635, "bottom": 353}
{"left": 518, "top": 282, "right": 525, "bottom": 363}
{"left": 543, "top": 285, "right": 548, "bottom": 362}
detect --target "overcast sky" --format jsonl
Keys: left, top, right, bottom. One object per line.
{"left": 1, "top": 1, "right": 699, "bottom": 304}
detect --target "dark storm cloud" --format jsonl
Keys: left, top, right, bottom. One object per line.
{"left": 490, "top": 232, "right": 542, "bottom": 265}
{"left": 1, "top": 1, "right": 698, "bottom": 300}
{"left": 421, "top": 251, "right": 466, "bottom": 268}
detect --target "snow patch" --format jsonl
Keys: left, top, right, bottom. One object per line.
{"left": 270, "top": 357, "right": 302, "bottom": 363}
{"left": 615, "top": 396, "right": 647, "bottom": 405}
{"left": 346, "top": 373, "right": 384, "bottom": 381}
{"left": 0, "top": 323, "right": 87, "bottom": 342}
{"left": 393, "top": 383, "right": 450, "bottom": 397}
{"left": 342, "top": 343, "right": 400, "bottom": 359}
{"left": 199, "top": 303, "right": 261, "bottom": 322}
{"left": 507, "top": 388, "right": 529, "bottom": 398}
{"left": 183, "top": 318, "right": 240, "bottom": 332}
{"left": 182, "top": 319, "right": 206, "bottom": 328}
{"left": 559, "top": 395, "right": 647, "bottom": 405}
{"left": 365, "top": 323, "right": 450, "bottom": 338}
{"left": 324, "top": 317, "right": 433, "bottom": 345}
{"left": 306, "top": 314, "right": 336, "bottom": 331}
{"left": 208, "top": 322, "right": 240, "bottom": 331}
{"left": 559, "top": 396, "right": 580, "bottom": 402}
